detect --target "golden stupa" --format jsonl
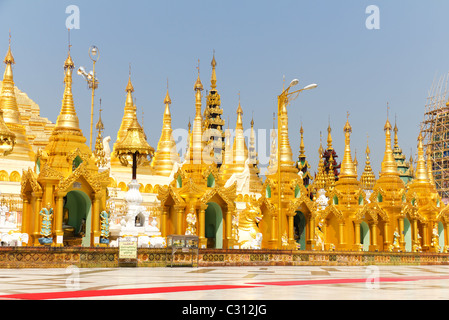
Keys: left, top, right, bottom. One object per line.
{"left": 21, "top": 49, "right": 109, "bottom": 247}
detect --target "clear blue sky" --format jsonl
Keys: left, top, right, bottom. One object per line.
{"left": 1, "top": 0, "right": 448, "bottom": 177}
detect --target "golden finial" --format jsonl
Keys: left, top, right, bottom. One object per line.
{"left": 299, "top": 124, "right": 305, "bottom": 157}
{"left": 327, "top": 121, "right": 333, "bottom": 151}
{"left": 210, "top": 50, "right": 217, "bottom": 90}
{"left": 236, "top": 92, "right": 244, "bottom": 130}
{"left": 393, "top": 114, "right": 401, "bottom": 149}
{"left": 340, "top": 113, "right": 356, "bottom": 178}
{"left": 380, "top": 109, "right": 398, "bottom": 176}
{"left": 343, "top": 111, "right": 352, "bottom": 133}
{"left": 194, "top": 59, "right": 203, "bottom": 91}
{"left": 164, "top": 78, "right": 171, "bottom": 105}
{"left": 414, "top": 131, "right": 430, "bottom": 182}
{"left": 318, "top": 131, "right": 323, "bottom": 156}
{"left": 4, "top": 30, "right": 14, "bottom": 65}
{"left": 95, "top": 98, "right": 104, "bottom": 132}
{"left": 126, "top": 63, "right": 134, "bottom": 93}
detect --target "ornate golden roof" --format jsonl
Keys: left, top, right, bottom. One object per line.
{"left": 114, "top": 110, "right": 154, "bottom": 164}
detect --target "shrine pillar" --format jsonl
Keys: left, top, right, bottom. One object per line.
{"left": 198, "top": 205, "right": 206, "bottom": 248}
{"left": 91, "top": 193, "right": 101, "bottom": 246}
{"left": 32, "top": 191, "right": 43, "bottom": 246}
{"left": 53, "top": 192, "right": 65, "bottom": 247}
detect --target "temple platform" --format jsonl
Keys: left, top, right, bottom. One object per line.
{"left": 0, "top": 247, "right": 449, "bottom": 268}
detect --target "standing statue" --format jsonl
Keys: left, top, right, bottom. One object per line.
{"left": 38, "top": 203, "right": 53, "bottom": 245}
{"left": 100, "top": 210, "right": 110, "bottom": 244}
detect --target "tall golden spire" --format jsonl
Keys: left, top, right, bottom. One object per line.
{"left": 210, "top": 51, "right": 217, "bottom": 90}
{"left": 380, "top": 115, "right": 399, "bottom": 176}
{"left": 339, "top": 113, "right": 357, "bottom": 178}
{"left": 220, "top": 96, "right": 249, "bottom": 182}
{"left": 414, "top": 132, "right": 430, "bottom": 182}
{"left": 277, "top": 88, "right": 296, "bottom": 171}
{"left": 54, "top": 49, "right": 81, "bottom": 132}
{"left": 232, "top": 97, "right": 248, "bottom": 164}
{"left": 190, "top": 60, "right": 206, "bottom": 164}
{"left": 248, "top": 115, "right": 258, "bottom": 166}
{"left": 0, "top": 33, "right": 34, "bottom": 161}
{"left": 43, "top": 49, "right": 94, "bottom": 174}
{"left": 299, "top": 125, "right": 306, "bottom": 157}
{"left": 360, "top": 137, "right": 376, "bottom": 190}
{"left": 115, "top": 69, "right": 137, "bottom": 145}
{"left": 326, "top": 122, "right": 333, "bottom": 151}
{"left": 151, "top": 82, "right": 180, "bottom": 176}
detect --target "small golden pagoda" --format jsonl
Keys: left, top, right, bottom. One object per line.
{"left": 318, "top": 115, "right": 364, "bottom": 251}
{"left": 259, "top": 82, "right": 314, "bottom": 250}
{"left": 365, "top": 116, "right": 406, "bottom": 251}
{"left": 21, "top": 49, "right": 109, "bottom": 247}
{"left": 404, "top": 132, "right": 446, "bottom": 252}
{"left": 158, "top": 68, "right": 237, "bottom": 249}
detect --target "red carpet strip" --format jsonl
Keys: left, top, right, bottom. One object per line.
{"left": 2, "top": 275, "right": 449, "bottom": 300}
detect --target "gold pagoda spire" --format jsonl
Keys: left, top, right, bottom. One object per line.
{"left": 210, "top": 51, "right": 217, "bottom": 90}
{"left": 220, "top": 96, "right": 249, "bottom": 182}
{"left": 188, "top": 61, "right": 205, "bottom": 164}
{"left": 115, "top": 70, "right": 137, "bottom": 145}
{"left": 360, "top": 137, "right": 376, "bottom": 190}
{"left": 248, "top": 115, "right": 258, "bottom": 166}
{"left": 380, "top": 116, "right": 399, "bottom": 176}
{"left": 0, "top": 34, "right": 34, "bottom": 161}
{"left": 326, "top": 122, "right": 333, "bottom": 151}
{"left": 414, "top": 132, "right": 430, "bottom": 183}
{"left": 151, "top": 83, "right": 180, "bottom": 176}
{"left": 54, "top": 50, "right": 81, "bottom": 132}
{"left": 299, "top": 125, "right": 306, "bottom": 157}
{"left": 43, "top": 49, "right": 94, "bottom": 175}
{"left": 339, "top": 113, "right": 357, "bottom": 178}
{"left": 232, "top": 97, "right": 248, "bottom": 164}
